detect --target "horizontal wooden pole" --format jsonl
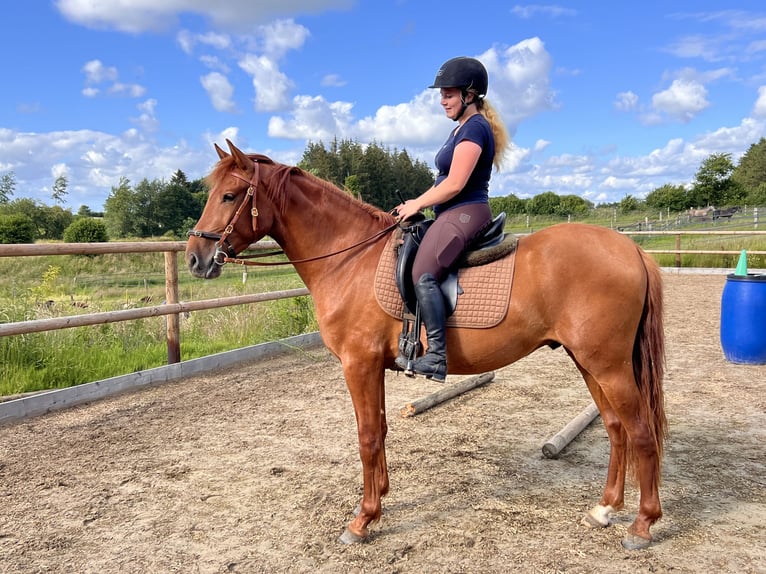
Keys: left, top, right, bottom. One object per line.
{"left": 541, "top": 402, "right": 600, "bottom": 459}
{"left": 0, "top": 240, "right": 280, "bottom": 258}
{"left": 0, "top": 288, "right": 309, "bottom": 337}
{"left": 400, "top": 372, "right": 495, "bottom": 417}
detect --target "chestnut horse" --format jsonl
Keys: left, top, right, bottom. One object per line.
{"left": 186, "top": 140, "right": 667, "bottom": 550}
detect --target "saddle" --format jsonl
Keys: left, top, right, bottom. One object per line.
{"left": 392, "top": 212, "right": 517, "bottom": 368}
{"left": 395, "top": 212, "right": 514, "bottom": 316}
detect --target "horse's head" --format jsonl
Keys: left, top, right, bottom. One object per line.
{"left": 186, "top": 140, "right": 277, "bottom": 279}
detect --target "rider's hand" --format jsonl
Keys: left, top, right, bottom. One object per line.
{"left": 395, "top": 200, "right": 421, "bottom": 222}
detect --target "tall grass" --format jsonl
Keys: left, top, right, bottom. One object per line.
{"left": 0, "top": 251, "right": 317, "bottom": 396}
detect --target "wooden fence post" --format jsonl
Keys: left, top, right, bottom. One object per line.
{"left": 164, "top": 251, "right": 181, "bottom": 364}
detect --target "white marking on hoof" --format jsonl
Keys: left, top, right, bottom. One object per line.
{"left": 581, "top": 504, "right": 614, "bottom": 529}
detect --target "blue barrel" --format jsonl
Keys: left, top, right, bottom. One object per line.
{"left": 720, "top": 273, "right": 766, "bottom": 364}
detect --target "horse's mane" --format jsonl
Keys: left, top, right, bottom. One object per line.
{"left": 294, "top": 166, "right": 396, "bottom": 226}
{"left": 206, "top": 152, "right": 396, "bottom": 227}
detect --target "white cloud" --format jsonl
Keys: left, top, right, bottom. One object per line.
{"left": 478, "top": 38, "right": 557, "bottom": 128}
{"left": 199, "top": 55, "right": 229, "bottom": 72}
{"left": 81, "top": 59, "right": 145, "bottom": 99}
{"left": 201, "top": 72, "right": 238, "bottom": 113}
{"left": 130, "top": 99, "right": 160, "bottom": 132}
{"left": 753, "top": 86, "right": 766, "bottom": 118}
{"left": 664, "top": 34, "right": 722, "bottom": 62}
{"left": 108, "top": 83, "right": 147, "bottom": 98}
{"left": 510, "top": 5, "right": 577, "bottom": 19}
{"left": 265, "top": 34, "right": 559, "bottom": 151}
{"left": 615, "top": 91, "right": 639, "bottom": 112}
{"left": 599, "top": 175, "right": 640, "bottom": 191}
{"left": 261, "top": 36, "right": 557, "bottom": 171}
{"left": 176, "top": 29, "right": 232, "bottom": 54}
{"left": 259, "top": 19, "right": 310, "bottom": 58}
{"left": 321, "top": 74, "right": 346, "bottom": 87}
{"left": 746, "top": 39, "right": 766, "bottom": 55}
{"left": 651, "top": 79, "right": 709, "bottom": 123}
{"left": 82, "top": 60, "right": 118, "bottom": 84}
{"left": 355, "top": 91, "right": 449, "bottom": 145}
{"left": 239, "top": 55, "right": 293, "bottom": 112}
{"left": 51, "top": 163, "right": 69, "bottom": 179}
{"left": 268, "top": 95, "right": 354, "bottom": 140}
{"left": 55, "top": 0, "right": 353, "bottom": 33}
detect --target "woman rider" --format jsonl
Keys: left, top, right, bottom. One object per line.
{"left": 395, "top": 56, "right": 509, "bottom": 382}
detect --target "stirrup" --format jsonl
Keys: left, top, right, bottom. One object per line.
{"left": 410, "top": 353, "right": 447, "bottom": 382}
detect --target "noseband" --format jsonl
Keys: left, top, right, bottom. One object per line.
{"left": 187, "top": 160, "right": 261, "bottom": 265}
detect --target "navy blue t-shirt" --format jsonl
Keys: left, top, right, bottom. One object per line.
{"left": 433, "top": 113, "right": 494, "bottom": 216}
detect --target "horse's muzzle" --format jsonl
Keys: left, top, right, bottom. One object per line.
{"left": 186, "top": 251, "right": 222, "bottom": 279}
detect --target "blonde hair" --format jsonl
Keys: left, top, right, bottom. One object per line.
{"left": 476, "top": 98, "right": 509, "bottom": 171}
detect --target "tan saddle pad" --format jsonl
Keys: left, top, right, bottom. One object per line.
{"left": 374, "top": 234, "right": 516, "bottom": 329}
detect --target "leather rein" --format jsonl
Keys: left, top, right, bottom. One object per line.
{"left": 187, "top": 159, "right": 398, "bottom": 267}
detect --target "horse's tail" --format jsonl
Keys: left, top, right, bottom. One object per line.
{"left": 630, "top": 248, "right": 667, "bottom": 480}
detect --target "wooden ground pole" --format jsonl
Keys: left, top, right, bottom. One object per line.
{"left": 541, "top": 401, "right": 600, "bottom": 458}
{"left": 400, "top": 372, "right": 495, "bottom": 417}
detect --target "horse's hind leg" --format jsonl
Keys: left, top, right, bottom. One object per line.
{"left": 579, "top": 373, "right": 627, "bottom": 528}
{"left": 575, "top": 364, "right": 661, "bottom": 549}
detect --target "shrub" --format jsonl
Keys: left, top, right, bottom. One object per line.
{"left": 0, "top": 214, "right": 35, "bottom": 243}
{"left": 63, "top": 218, "right": 109, "bottom": 243}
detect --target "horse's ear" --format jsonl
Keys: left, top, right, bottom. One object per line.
{"left": 214, "top": 143, "right": 229, "bottom": 160}
{"left": 226, "top": 139, "right": 251, "bottom": 172}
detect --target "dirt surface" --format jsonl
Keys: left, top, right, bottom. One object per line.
{"left": 1, "top": 273, "right": 764, "bottom": 574}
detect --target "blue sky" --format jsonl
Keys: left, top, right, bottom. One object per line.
{"left": 2, "top": 1, "right": 766, "bottom": 211}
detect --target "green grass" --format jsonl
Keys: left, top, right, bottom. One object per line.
{"left": 0, "top": 250, "right": 317, "bottom": 396}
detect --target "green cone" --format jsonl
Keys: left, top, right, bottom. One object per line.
{"left": 735, "top": 249, "right": 748, "bottom": 276}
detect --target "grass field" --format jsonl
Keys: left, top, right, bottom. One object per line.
{"left": 0, "top": 249, "right": 316, "bottom": 396}
{"left": 1, "top": 209, "right": 765, "bottom": 396}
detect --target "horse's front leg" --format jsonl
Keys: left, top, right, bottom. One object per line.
{"left": 338, "top": 357, "right": 389, "bottom": 544}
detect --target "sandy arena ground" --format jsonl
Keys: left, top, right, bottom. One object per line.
{"left": 0, "top": 273, "right": 764, "bottom": 573}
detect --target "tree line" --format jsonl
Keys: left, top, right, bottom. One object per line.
{"left": 2, "top": 137, "right": 766, "bottom": 244}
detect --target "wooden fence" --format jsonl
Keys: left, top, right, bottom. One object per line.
{"left": 0, "top": 240, "right": 308, "bottom": 363}
{"left": 1, "top": 230, "right": 765, "bottom": 364}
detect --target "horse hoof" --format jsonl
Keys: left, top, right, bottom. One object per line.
{"left": 581, "top": 504, "right": 613, "bottom": 529}
{"left": 621, "top": 533, "right": 652, "bottom": 550}
{"left": 581, "top": 514, "right": 608, "bottom": 529}
{"left": 339, "top": 527, "right": 365, "bottom": 545}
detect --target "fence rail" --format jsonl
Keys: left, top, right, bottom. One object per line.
{"left": 0, "top": 240, "right": 304, "bottom": 363}
{"left": 1, "top": 230, "right": 765, "bottom": 365}
{"left": 622, "top": 229, "right": 766, "bottom": 267}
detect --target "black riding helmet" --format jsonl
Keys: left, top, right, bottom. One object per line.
{"left": 429, "top": 57, "right": 488, "bottom": 97}
{"left": 429, "top": 57, "right": 488, "bottom": 120}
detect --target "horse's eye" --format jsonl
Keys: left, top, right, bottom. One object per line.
{"left": 222, "top": 193, "right": 236, "bottom": 203}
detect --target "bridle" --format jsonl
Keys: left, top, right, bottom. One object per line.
{"left": 187, "top": 160, "right": 262, "bottom": 266}
{"left": 187, "top": 159, "right": 398, "bottom": 267}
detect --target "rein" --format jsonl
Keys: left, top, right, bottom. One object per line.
{"left": 188, "top": 158, "right": 399, "bottom": 267}
{"left": 225, "top": 223, "right": 398, "bottom": 267}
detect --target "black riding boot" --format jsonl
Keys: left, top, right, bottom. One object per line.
{"left": 410, "top": 273, "right": 447, "bottom": 382}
